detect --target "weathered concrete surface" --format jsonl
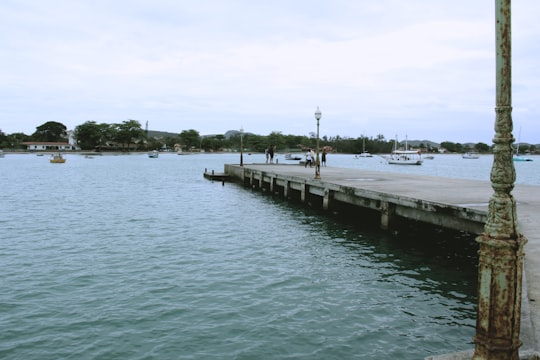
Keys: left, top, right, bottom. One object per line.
{"left": 224, "top": 163, "right": 540, "bottom": 359}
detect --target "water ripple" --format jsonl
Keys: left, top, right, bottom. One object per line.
{"left": 0, "top": 154, "right": 478, "bottom": 359}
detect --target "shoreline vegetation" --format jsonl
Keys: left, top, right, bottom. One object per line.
{"left": 2, "top": 120, "right": 538, "bottom": 155}
{"left": 2, "top": 150, "right": 537, "bottom": 156}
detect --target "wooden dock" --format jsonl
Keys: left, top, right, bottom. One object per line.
{"left": 203, "top": 169, "right": 230, "bottom": 182}
{"left": 223, "top": 163, "right": 540, "bottom": 356}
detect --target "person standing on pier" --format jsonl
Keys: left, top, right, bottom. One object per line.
{"left": 269, "top": 145, "right": 275, "bottom": 163}
{"left": 305, "top": 149, "right": 312, "bottom": 168}
{"left": 322, "top": 149, "right": 327, "bottom": 166}
{"left": 265, "top": 147, "right": 269, "bottom": 163}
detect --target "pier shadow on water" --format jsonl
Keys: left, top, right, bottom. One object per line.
{"left": 264, "top": 192, "right": 479, "bottom": 313}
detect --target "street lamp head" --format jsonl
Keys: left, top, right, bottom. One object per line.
{"left": 314, "top": 106, "right": 322, "bottom": 121}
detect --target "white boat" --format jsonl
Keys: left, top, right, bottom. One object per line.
{"left": 462, "top": 151, "right": 480, "bottom": 159}
{"left": 355, "top": 137, "right": 373, "bottom": 158}
{"left": 285, "top": 153, "right": 302, "bottom": 160}
{"left": 387, "top": 150, "right": 423, "bottom": 165}
{"left": 355, "top": 151, "right": 373, "bottom": 158}
{"left": 387, "top": 136, "right": 423, "bottom": 165}
{"left": 514, "top": 155, "right": 533, "bottom": 162}
{"left": 148, "top": 150, "right": 159, "bottom": 158}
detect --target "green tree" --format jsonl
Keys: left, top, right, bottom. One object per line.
{"left": 261, "top": 131, "right": 287, "bottom": 152}
{"left": 0, "top": 129, "right": 6, "bottom": 148}
{"left": 146, "top": 137, "right": 161, "bottom": 151}
{"left": 179, "top": 129, "right": 201, "bottom": 150}
{"left": 4, "top": 132, "right": 31, "bottom": 149}
{"left": 440, "top": 141, "right": 453, "bottom": 152}
{"left": 74, "top": 121, "right": 111, "bottom": 150}
{"left": 199, "top": 134, "right": 225, "bottom": 152}
{"left": 113, "top": 120, "right": 144, "bottom": 151}
{"left": 32, "top": 121, "right": 67, "bottom": 142}
{"left": 474, "top": 142, "right": 491, "bottom": 153}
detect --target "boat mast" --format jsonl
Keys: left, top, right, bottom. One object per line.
{"left": 405, "top": 134, "right": 408, "bottom": 150}
{"left": 516, "top": 126, "right": 521, "bottom": 155}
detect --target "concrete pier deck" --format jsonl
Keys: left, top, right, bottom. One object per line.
{"left": 224, "top": 163, "right": 540, "bottom": 358}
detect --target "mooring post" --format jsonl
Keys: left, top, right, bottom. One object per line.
{"left": 301, "top": 184, "right": 307, "bottom": 203}
{"left": 269, "top": 175, "right": 275, "bottom": 193}
{"left": 472, "top": 1, "right": 527, "bottom": 359}
{"left": 283, "top": 180, "right": 290, "bottom": 198}
{"left": 379, "top": 201, "right": 396, "bottom": 231}
{"left": 322, "top": 189, "right": 332, "bottom": 211}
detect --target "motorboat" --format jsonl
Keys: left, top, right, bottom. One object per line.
{"left": 462, "top": 152, "right": 480, "bottom": 159}
{"left": 148, "top": 150, "right": 159, "bottom": 158}
{"left": 355, "top": 151, "right": 373, "bottom": 158}
{"left": 285, "top": 153, "right": 302, "bottom": 160}
{"left": 49, "top": 153, "right": 66, "bottom": 163}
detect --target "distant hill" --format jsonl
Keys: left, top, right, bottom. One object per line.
{"left": 407, "top": 139, "right": 539, "bottom": 149}
{"left": 401, "top": 140, "right": 440, "bottom": 148}
{"left": 146, "top": 130, "right": 247, "bottom": 140}
{"left": 146, "top": 130, "right": 179, "bottom": 139}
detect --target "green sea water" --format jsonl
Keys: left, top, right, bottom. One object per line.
{"left": 0, "top": 153, "right": 491, "bottom": 359}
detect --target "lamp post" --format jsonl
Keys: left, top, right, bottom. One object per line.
{"left": 472, "top": 1, "right": 526, "bottom": 359}
{"left": 240, "top": 127, "right": 244, "bottom": 167}
{"left": 314, "top": 107, "right": 321, "bottom": 179}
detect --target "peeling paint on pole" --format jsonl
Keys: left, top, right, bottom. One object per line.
{"left": 472, "top": 1, "right": 528, "bottom": 359}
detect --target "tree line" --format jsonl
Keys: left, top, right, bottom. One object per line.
{"left": 1, "top": 120, "right": 534, "bottom": 154}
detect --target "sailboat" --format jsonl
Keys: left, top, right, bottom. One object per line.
{"left": 355, "top": 136, "right": 373, "bottom": 158}
{"left": 387, "top": 135, "right": 423, "bottom": 165}
{"left": 513, "top": 127, "right": 533, "bottom": 162}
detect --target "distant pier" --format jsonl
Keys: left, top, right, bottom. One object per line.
{"left": 203, "top": 168, "right": 230, "bottom": 182}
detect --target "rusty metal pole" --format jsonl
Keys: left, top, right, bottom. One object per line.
{"left": 472, "top": 1, "right": 527, "bottom": 359}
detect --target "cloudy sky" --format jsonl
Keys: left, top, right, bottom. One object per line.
{"left": 1, "top": 1, "right": 539, "bottom": 144}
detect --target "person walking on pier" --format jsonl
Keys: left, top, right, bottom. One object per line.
{"left": 265, "top": 147, "right": 269, "bottom": 163}
{"left": 305, "top": 149, "right": 312, "bottom": 168}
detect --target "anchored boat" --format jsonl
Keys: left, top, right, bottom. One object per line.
{"left": 462, "top": 151, "right": 480, "bottom": 159}
{"left": 387, "top": 136, "right": 423, "bottom": 165}
{"left": 49, "top": 153, "right": 66, "bottom": 163}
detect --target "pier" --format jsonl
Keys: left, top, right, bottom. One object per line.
{"left": 223, "top": 163, "right": 540, "bottom": 358}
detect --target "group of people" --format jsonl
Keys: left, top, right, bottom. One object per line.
{"left": 264, "top": 145, "right": 327, "bottom": 167}
{"left": 304, "top": 148, "right": 327, "bottom": 168}
{"left": 265, "top": 145, "right": 275, "bottom": 164}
